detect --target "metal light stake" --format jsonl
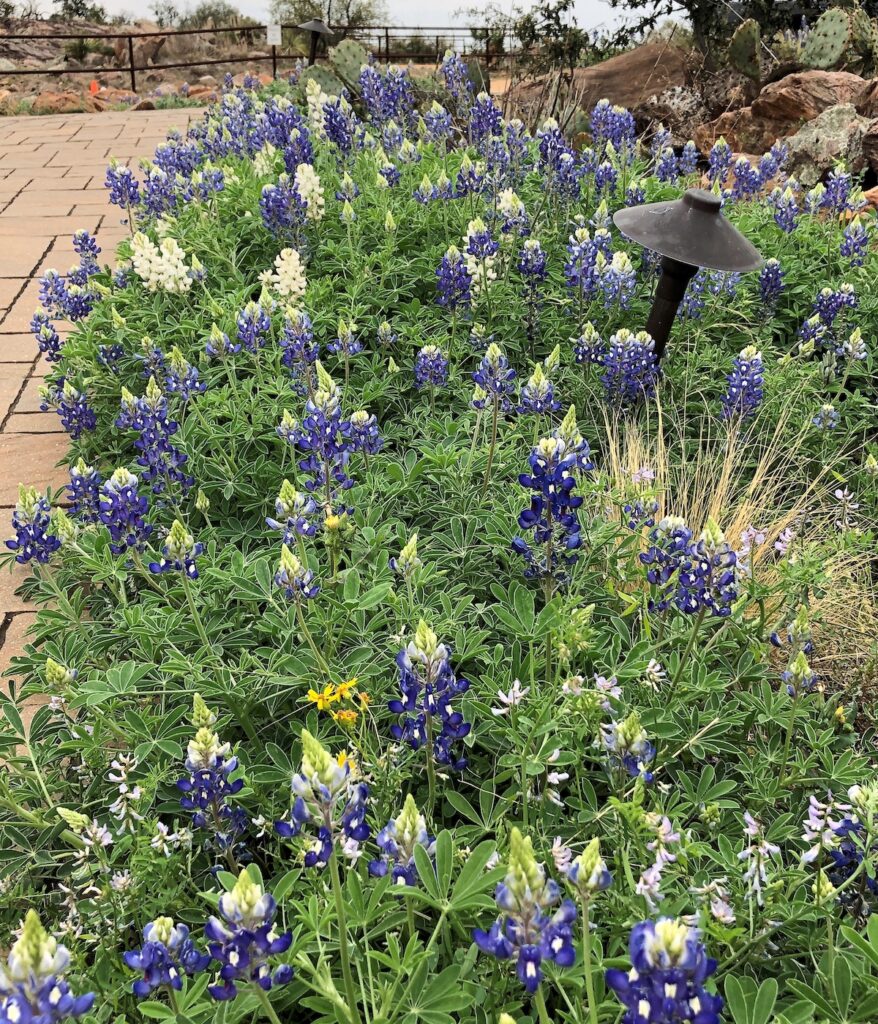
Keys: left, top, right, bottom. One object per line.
{"left": 297, "top": 19, "right": 333, "bottom": 66}
{"left": 613, "top": 189, "right": 763, "bottom": 361}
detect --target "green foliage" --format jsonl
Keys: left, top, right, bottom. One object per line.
{"left": 328, "top": 37, "right": 368, "bottom": 87}
{"left": 802, "top": 7, "right": 854, "bottom": 69}
{"left": 299, "top": 62, "right": 343, "bottom": 95}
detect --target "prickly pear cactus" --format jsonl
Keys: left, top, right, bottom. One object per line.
{"left": 299, "top": 64, "right": 344, "bottom": 97}
{"left": 728, "top": 19, "right": 761, "bottom": 81}
{"left": 849, "top": 7, "right": 877, "bottom": 73}
{"left": 329, "top": 38, "right": 369, "bottom": 87}
{"left": 802, "top": 7, "right": 852, "bottom": 69}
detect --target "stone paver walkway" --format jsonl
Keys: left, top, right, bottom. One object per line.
{"left": 0, "top": 108, "right": 196, "bottom": 688}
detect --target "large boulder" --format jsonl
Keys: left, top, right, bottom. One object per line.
{"left": 510, "top": 42, "right": 689, "bottom": 118}
{"left": 862, "top": 118, "right": 878, "bottom": 173}
{"left": 31, "top": 90, "right": 103, "bottom": 114}
{"left": 856, "top": 79, "right": 878, "bottom": 118}
{"left": 752, "top": 70, "right": 866, "bottom": 123}
{"left": 785, "top": 104, "right": 872, "bottom": 186}
{"left": 694, "top": 107, "right": 787, "bottom": 155}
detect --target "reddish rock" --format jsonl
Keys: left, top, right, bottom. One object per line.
{"left": 31, "top": 90, "right": 103, "bottom": 114}
{"left": 184, "top": 84, "right": 216, "bottom": 100}
{"left": 511, "top": 42, "right": 689, "bottom": 116}
{"left": 863, "top": 117, "right": 878, "bottom": 173}
{"left": 694, "top": 107, "right": 786, "bottom": 155}
{"left": 133, "top": 97, "right": 156, "bottom": 110}
{"left": 752, "top": 70, "right": 866, "bottom": 123}
{"left": 856, "top": 79, "right": 878, "bottom": 118}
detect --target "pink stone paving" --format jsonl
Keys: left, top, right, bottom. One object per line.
{"left": 0, "top": 108, "right": 196, "bottom": 695}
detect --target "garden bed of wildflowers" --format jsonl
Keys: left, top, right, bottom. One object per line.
{"left": 1, "top": 55, "right": 877, "bottom": 1024}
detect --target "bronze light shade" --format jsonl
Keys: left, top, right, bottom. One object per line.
{"left": 297, "top": 19, "right": 334, "bottom": 65}
{"left": 613, "top": 189, "right": 764, "bottom": 359}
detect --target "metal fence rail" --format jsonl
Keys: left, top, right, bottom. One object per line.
{"left": 0, "top": 22, "right": 508, "bottom": 94}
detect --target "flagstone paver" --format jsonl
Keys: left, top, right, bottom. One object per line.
{"left": 0, "top": 107, "right": 197, "bottom": 693}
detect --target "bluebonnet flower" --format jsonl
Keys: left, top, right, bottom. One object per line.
{"left": 518, "top": 238, "right": 547, "bottom": 349}
{"left": 606, "top": 918, "right": 723, "bottom": 1024}
{"left": 640, "top": 515, "right": 694, "bottom": 613}
{"left": 389, "top": 532, "right": 421, "bottom": 579}
{"left": 5, "top": 485, "right": 60, "bottom": 565}
{"left": 730, "top": 156, "right": 761, "bottom": 200}
{"left": 435, "top": 244, "right": 472, "bottom": 311}
{"left": 377, "top": 161, "right": 400, "bottom": 188}
{"left": 259, "top": 174, "right": 306, "bottom": 240}
{"left": 105, "top": 159, "right": 141, "bottom": 215}
{"left": 781, "top": 650, "right": 818, "bottom": 698}
{"left": 116, "top": 378, "right": 193, "bottom": 495}
{"left": 0, "top": 910, "right": 95, "bottom": 1023}
{"left": 770, "top": 185, "right": 799, "bottom": 233}
{"left": 99, "top": 467, "right": 153, "bottom": 554}
{"left": 154, "top": 138, "right": 202, "bottom": 177}
{"left": 841, "top": 215, "right": 869, "bottom": 266}
{"left": 67, "top": 458, "right": 101, "bottom": 524}
{"left": 759, "top": 257, "right": 784, "bottom": 311}
{"left": 204, "top": 868, "right": 293, "bottom": 1000}
{"left": 346, "top": 409, "right": 382, "bottom": 456}
{"left": 439, "top": 49, "right": 474, "bottom": 109}
{"left": 275, "top": 728, "right": 370, "bottom": 868}
{"left": 594, "top": 159, "right": 618, "bottom": 197}
{"left": 292, "top": 363, "right": 354, "bottom": 506}
{"left": 433, "top": 171, "right": 453, "bottom": 200}
{"left": 141, "top": 166, "right": 178, "bottom": 218}
{"left": 770, "top": 603, "right": 813, "bottom": 658}
{"left": 38, "top": 268, "right": 95, "bottom": 322}
{"left": 656, "top": 146, "right": 678, "bottom": 183}
{"left": 236, "top": 301, "right": 271, "bottom": 352}
{"left": 266, "top": 479, "right": 317, "bottom": 542}
{"left": 454, "top": 153, "right": 485, "bottom": 197}
{"left": 39, "top": 380, "right": 97, "bottom": 440}
{"left": 178, "top": 699, "right": 247, "bottom": 850}
{"left": 601, "top": 711, "right": 656, "bottom": 782}
{"left": 424, "top": 100, "right": 453, "bottom": 145}
{"left": 72, "top": 229, "right": 100, "bottom": 274}
{"left": 472, "top": 342, "right": 517, "bottom": 412}
{"left": 707, "top": 137, "right": 732, "bottom": 187}
{"left": 597, "top": 250, "right": 637, "bottom": 309}
{"left": 323, "top": 95, "right": 360, "bottom": 159}
{"left": 468, "top": 323, "right": 492, "bottom": 352}
{"left": 205, "top": 323, "right": 240, "bottom": 360}
{"left": 601, "top": 329, "right": 659, "bottom": 407}
{"left": 98, "top": 342, "right": 125, "bottom": 370}
{"left": 149, "top": 519, "right": 203, "bottom": 578}
{"left": 759, "top": 140, "right": 788, "bottom": 181}
{"left": 124, "top": 917, "right": 210, "bottom": 997}
{"left": 505, "top": 118, "right": 531, "bottom": 181}
{"left": 680, "top": 140, "right": 699, "bottom": 175}
{"left": 739, "top": 811, "right": 781, "bottom": 907}
{"left": 822, "top": 168, "right": 854, "bottom": 215}
{"left": 469, "top": 91, "right": 502, "bottom": 148}
{"left": 552, "top": 404, "right": 595, "bottom": 474}
{"left": 722, "top": 345, "right": 764, "bottom": 422}
{"left": 165, "top": 346, "right": 205, "bottom": 402}
{"left": 821, "top": 784, "right": 878, "bottom": 899}
{"left": 335, "top": 172, "right": 360, "bottom": 204}
{"left": 517, "top": 364, "right": 560, "bottom": 416}
{"left": 377, "top": 320, "right": 396, "bottom": 347}
{"left": 573, "top": 322, "right": 606, "bottom": 366}
{"left": 414, "top": 345, "right": 448, "bottom": 389}
{"left": 274, "top": 543, "right": 320, "bottom": 601}
{"left": 812, "top": 284, "right": 857, "bottom": 348}
{"left": 625, "top": 180, "right": 646, "bottom": 206}
{"left": 413, "top": 173, "right": 436, "bottom": 203}
{"left": 497, "top": 188, "right": 529, "bottom": 236}
{"left": 512, "top": 436, "right": 583, "bottom": 588}
{"left": 676, "top": 518, "right": 737, "bottom": 617}
{"left": 30, "top": 309, "right": 63, "bottom": 363}
{"left": 813, "top": 403, "right": 839, "bottom": 430}
{"left": 566, "top": 837, "right": 612, "bottom": 899}
{"left": 464, "top": 217, "right": 499, "bottom": 295}
{"left": 473, "top": 827, "right": 576, "bottom": 993}
{"left": 649, "top": 125, "right": 671, "bottom": 163}
{"left": 536, "top": 118, "right": 567, "bottom": 175}
{"left": 564, "top": 225, "right": 605, "bottom": 313}
{"left": 278, "top": 308, "right": 318, "bottom": 378}
{"left": 368, "top": 793, "right": 435, "bottom": 886}
{"left": 624, "top": 495, "right": 659, "bottom": 531}
{"left": 590, "top": 99, "right": 636, "bottom": 155}
{"left": 327, "top": 318, "right": 363, "bottom": 361}
{"left": 136, "top": 339, "right": 166, "bottom": 379}
{"left": 389, "top": 620, "right": 471, "bottom": 771}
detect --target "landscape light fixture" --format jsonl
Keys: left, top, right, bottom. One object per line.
{"left": 613, "top": 188, "right": 763, "bottom": 360}
{"left": 297, "top": 19, "right": 333, "bottom": 66}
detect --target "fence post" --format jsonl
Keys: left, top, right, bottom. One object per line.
{"left": 271, "top": 43, "right": 277, "bottom": 79}
{"left": 384, "top": 26, "right": 389, "bottom": 60}
{"left": 127, "top": 34, "right": 136, "bottom": 93}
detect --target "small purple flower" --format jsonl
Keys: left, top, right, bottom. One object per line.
{"left": 721, "top": 345, "right": 764, "bottom": 422}
{"left": 414, "top": 345, "right": 448, "bottom": 389}
{"left": 5, "top": 486, "right": 60, "bottom": 565}
{"left": 124, "top": 918, "right": 210, "bottom": 997}
{"left": 600, "top": 329, "right": 659, "bottom": 407}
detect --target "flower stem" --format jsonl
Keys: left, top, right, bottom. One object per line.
{"left": 581, "top": 897, "right": 598, "bottom": 1024}
{"left": 533, "top": 986, "right": 552, "bottom": 1024}
{"left": 778, "top": 691, "right": 800, "bottom": 791}
{"left": 294, "top": 597, "right": 332, "bottom": 679}
{"left": 669, "top": 606, "right": 705, "bottom": 695}
{"left": 182, "top": 572, "right": 211, "bottom": 650}
{"left": 480, "top": 397, "right": 500, "bottom": 499}
{"left": 424, "top": 714, "right": 437, "bottom": 813}
{"left": 329, "top": 852, "right": 362, "bottom": 1024}
{"left": 254, "top": 985, "right": 283, "bottom": 1024}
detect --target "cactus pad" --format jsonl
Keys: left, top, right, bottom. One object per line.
{"left": 329, "top": 38, "right": 369, "bottom": 86}
{"left": 465, "top": 59, "right": 490, "bottom": 95}
{"left": 802, "top": 7, "right": 852, "bottom": 69}
{"left": 728, "top": 19, "right": 761, "bottom": 80}
{"left": 299, "top": 64, "right": 344, "bottom": 96}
